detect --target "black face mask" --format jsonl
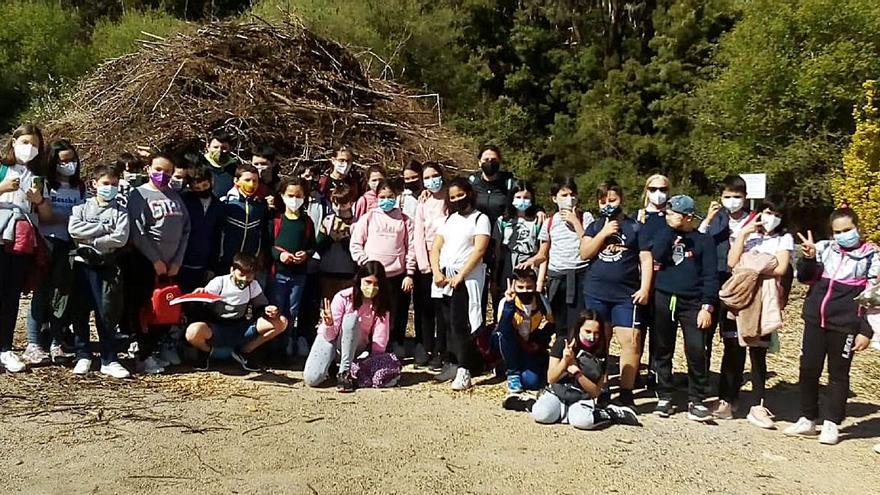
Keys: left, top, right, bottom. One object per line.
{"left": 517, "top": 292, "right": 536, "bottom": 305}
{"left": 194, "top": 189, "right": 213, "bottom": 199}
{"left": 480, "top": 159, "right": 500, "bottom": 177}
{"left": 448, "top": 199, "right": 468, "bottom": 215}
{"left": 404, "top": 181, "right": 421, "bottom": 193}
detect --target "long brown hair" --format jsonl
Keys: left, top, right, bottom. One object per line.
{"left": 351, "top": 261, "right": 391, "bottom": 316}
{"left": 2, "top": 123, "right": 46, "bottom": 173}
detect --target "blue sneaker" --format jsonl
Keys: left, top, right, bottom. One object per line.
{"left": 507, "top": 373, "right": 524, "bottom": 393}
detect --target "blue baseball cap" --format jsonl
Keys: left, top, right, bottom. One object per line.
{"left": 668, "top": 195, "right": 699, "bottom": 217}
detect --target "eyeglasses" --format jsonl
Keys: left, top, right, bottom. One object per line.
{"left": 647, "top": 187, "right": 668, "bottom": 192}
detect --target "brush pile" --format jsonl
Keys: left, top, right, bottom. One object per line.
{"left": 45, "top": 18, "right": 471, "bottom": 171}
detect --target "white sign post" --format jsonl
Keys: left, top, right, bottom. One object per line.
{"left": 740, "top": 173, "right": 767, "bottom": 210}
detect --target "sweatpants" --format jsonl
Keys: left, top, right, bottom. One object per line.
{"left": 531, "top": 393, "right": 600, "bottom": 430}
{"left": 653, "top": 291, "right": 710, "bottom": 404}
{"left": 439, "top": 284, "right": 483, "bottom": 373}
{"left": 414, "top": 272, "right": 444, "bottom": 356}
{"left": 302, "top": 313, "right": 365, "bottom": 387}
{"left": 718, "top": 337, "right": 768, "bottom": 405}
{"left": 387, "top": 274, "right": 410, "bottom": 348}
{"left": 799, "top": 322, "right": 856, "bottom": 425}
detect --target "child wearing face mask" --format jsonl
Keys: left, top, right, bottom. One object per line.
{"left": 304, "top": 261, "right": 392, "bottom": 392}
{"left": 399, "top": 160, "right": 423, "bottom": 219}
{"left": 67, "top": 164, "right": 130, "bottom": 378}
{"left": 114, "top": 152, "right": 146, "bottom": 209}
{"left": 414, "top": 162, "right": 448, "bottom": 369}
{"left": 531, "top": 310, "right": 639, "bottom": 429}
{"left": 22, "top": 140, "right": 86, "bottom": 366}
{"left": 251, "top": 146, "right": 280, "bottom": 213}
{"left": 201, "top": 129, "right": 240, "bottom": 198}
{"left": 785, "top": 207, "right": 878, "bottom": 445}
{"left": 716, "top": 194, "right": 794, "bottom": 427}
{"left": 186, "top": 252, "right": 288, "bottom": 373}
{"left": 350, "top": 180, "right": 415, "bottom": 359}
{"left": 127, "top": 153, "right": 191, "bottom": 374}
{"left": 318, "top": 147, "right": 363, "bottom": 204}
{"left": 317, "top": 186, "right": 358, "bottom": 299}
{"left": 699, "top": 175, "right": 758, "bottom": 363}
{"left": 216, "top": 164, "right": 270, "bottom": 274}
{"left": 353, "top": 164, "right": 387, "bottom": 220}
{"left": 179, "top": 166, "right": 224, "bottom": 293}
{"left": 492, "top": 269, "right": 554, "bottom": 393}
{"left": 535, "top": 178, "right": 594, "bottom": 335}
{"left": 494, "top": 181, "right": 544, "bottom": 288}
{"left": 269, "top": 177, "right": 316, "bottom": 362}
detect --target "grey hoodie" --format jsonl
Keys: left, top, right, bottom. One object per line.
{"left": 68, "top": 197, "right": 130, "bottom": 254}
{"left": 127, "top": 184, "right": 190, "bottom": 266}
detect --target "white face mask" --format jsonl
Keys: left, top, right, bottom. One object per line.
{"left": 283, "top": 197, "right": 305, "bottom": 211}
{"left": 557, "top": 196, "right": 577, "bottom": 210}
{"left": 57, "top": 161, "right": 78, "bottom": 177}
{"left": 722, "top": 197, "right": 744, "bottom": 213}
{"left": 647, "top": 190, "right": 667, "bottom": 206}
{"left": 761, "top": 213, "right": 781, "bottom": 233}
{"left": 13, "top": 143, "right": 38, "bottom": 164}
{"left": 333, "top": 161, "right": 351, "bottom": 176}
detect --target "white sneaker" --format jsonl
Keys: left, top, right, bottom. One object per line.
{"left": 100, "top": 361, "right": 131, "bottom": 379}
{"left": 296, "top": 336, "right": 310, "bottom": 358}
{"left": 159, "top": 345, "right": 181, "bottom": 366}
{"left": 451, "top": 367, "right": 472, "bottom": 391}
{"left": 137, "top": 356, "right": 165, "bottom": 375}
{"left": 0, "top": 351, "right": 27, "bottom": 373}
{"left": 22, "top": 343, "right": 50, "bottom": 365}
{"left": 72, "top": 358, "right": 92, "bottom": 375}
{"left": 784, "top": 417, "right": 817, "bottom": 436}
{"left": 819, "top": 420, "right": 840, "bottom": 445}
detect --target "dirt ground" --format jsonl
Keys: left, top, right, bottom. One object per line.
{"left": 2, "top": 288, "right": 880, "bottom": 495}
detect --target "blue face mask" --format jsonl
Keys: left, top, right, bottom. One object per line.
{"left": 378, "top": 198, "right": 397, "bottom": 212}
{"left": 424, "top": 177, "right": 443, "bottom": 193}
{"left": 835, "top": 228, "right": 861, "bottom": 249}
{"left": 96, "top": 185, "right": 118, "bottom": 201}
{"left": 600, "top": 203, "right": 621, "bottom": 218}
{"left": 512, "top": 198, "right": 532, "bottom": 212}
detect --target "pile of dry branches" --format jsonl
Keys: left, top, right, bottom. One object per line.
{"left": 45, "top": 18, "right": 472, "bottom": 171}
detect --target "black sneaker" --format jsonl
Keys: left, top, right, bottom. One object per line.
{"left": 605, "top": 404, "right": 641, "bottom": 426}
{"left": 428, "top": 355, "right": 443, "bottom": 372}
{"left": 230, "top": 350, "right": 262, "bottom": 372}
{"left": 687, "top": 402, "right": 713, "bottom": 422}
{"left": 598, "top": 387, "right": 612, "bottom": 409}
{"left": 502, "top": 394, "right": 536, "bottom": 412}
{"left": 337, "top": 371, "right": 356, "bottom": 393}
{"left": 617, "top": 389, "right": 638, "bottom": 414}
{"left": 654, "top": 399, "right": 675, "bottom": 417}
{"left": 193, "top": 350, "right": 210, "bottom": 371}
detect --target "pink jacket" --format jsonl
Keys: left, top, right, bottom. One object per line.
{"left": 353, "top": 190, "right": 378, "bottom": 220}
{"left": 350, "top": 208, "right": 416, "bottom": 277}
{"left": 319, "top": 287, "right": 389, "bottom": 353}
{"left": 414, "top": 194, "right": 447, "bottom": 273}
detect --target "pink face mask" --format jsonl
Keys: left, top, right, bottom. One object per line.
{"left": 579, "top": 333, "right": 599, "bottom": 349}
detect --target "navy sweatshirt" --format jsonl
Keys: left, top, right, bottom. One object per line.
{"left": 181, "top": 191, "right": 224, "bottom": 272}
{"left": 652, "top": 227, "right": 719, "bottom": 305}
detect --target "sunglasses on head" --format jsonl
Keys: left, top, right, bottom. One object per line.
{"left": 647, "top": 187, "right": 668, "bottom": 192}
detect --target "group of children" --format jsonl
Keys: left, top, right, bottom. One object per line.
{"left": 0, "top": 124, "right": 876, "bottom": 447}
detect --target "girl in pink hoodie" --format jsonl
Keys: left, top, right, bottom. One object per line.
{"left": 414, "top": 162, "right": 448, "bottom": 369}
{"left": 350, "top": 180, "right": 416, "bottom": 358}
{"left": 303, "top": 261, "right": 391, "bottom": 392}
{"left": 353, "top": 165, "right": 386, "bottom": 220}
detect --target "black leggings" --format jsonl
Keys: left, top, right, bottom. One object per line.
{"left": 414, "top": 273, "right": 445, "bottom": 355}
{"left": 799, "top": 322, "right": 856, "bottom": 425}
{"left": 387, "top": 274, "right": 411, "bottom": 347}
{"left": 439, "top": 284, "right": 483, "bottom": 373}
{"left": 718, "top": 338, "right": 768, "bottom": 404}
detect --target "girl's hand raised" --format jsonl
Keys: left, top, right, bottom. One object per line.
{"left": 562, "top": 338, "right": 576, "bottom": 364}
{"left": 320, "top": 298, "right": 334, "bottom": 327}
{"left": 797, "top": 230, "right": 816, "bottom": 259}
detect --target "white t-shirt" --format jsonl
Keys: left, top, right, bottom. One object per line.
{"left": 0, "top": 163, "right": 49, "bottom": 223}
{"left": 744, "top": 232, "right": 795, "bottom": 257}
{"left": 204, "top": 275, "right": 265, "bottom": 320}
{"left": 538, "top": 211, "right": 593, "bottom": 272}
{"left": 437, "top": 210, "right": 491, "bottom": 270}
{"left": 41, "top": 183, "right": 84, "bottom": 240}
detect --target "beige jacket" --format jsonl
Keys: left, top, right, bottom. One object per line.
{"left": 719, "top": 252, "right": 783, "bottom": 346}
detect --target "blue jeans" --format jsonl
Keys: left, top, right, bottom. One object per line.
{"left": 492, "top": 314, "right": 547, "bottom": 390}
{"left": 26, "top": 283, "right": 62, "bottom": 350}
{"left": 71, "top": 263, "right": 118, "bottom": 365}
{"left": 270, "top": 272, "right": 308, "bottom": 355}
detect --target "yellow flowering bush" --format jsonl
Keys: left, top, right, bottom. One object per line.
{"left": 832, "top": 81, "right": 880, "bottom": 243}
